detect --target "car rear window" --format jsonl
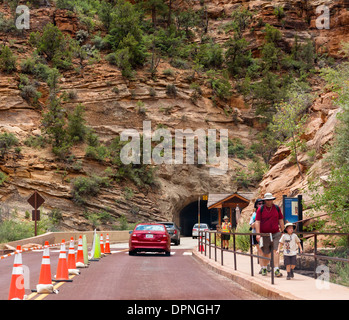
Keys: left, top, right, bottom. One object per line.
{"left": 135, "top": 224, "right": 165, "bottom": 231}
{"left": 193, "top": 224, "right": 208, "bottom": 228}
{"left": 164, "top": 224, "right": 174, "bottom": 228}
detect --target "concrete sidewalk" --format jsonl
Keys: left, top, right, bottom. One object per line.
{"left": 192, "top": 246, "right": 349, "bottom": 300}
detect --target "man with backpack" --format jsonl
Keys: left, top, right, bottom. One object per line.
{"left": 255, "top": 193, "right": 285, "bottom": 277}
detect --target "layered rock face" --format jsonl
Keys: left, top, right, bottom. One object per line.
{"left": 0, "top": 9, "right": 256, "bottom": 230}
{"left": 0, "top": 60, "right": 252, "bottom": 229}
{"left": 195, "top": 0, "right": 348, "bottom": 222}
{"left": 0, "top": 0, "right": 347, "bottom": 230}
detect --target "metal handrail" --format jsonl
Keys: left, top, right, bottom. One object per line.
{"left": 198, "top": 230, "right": 276, "bottom": 284}
{"left": 198, "top": 230, "right": 349, "bottom": 283}
{"left": 294, "top": 231, "right": 349, "bottom": 279}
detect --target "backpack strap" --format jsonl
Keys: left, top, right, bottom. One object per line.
{"left": 260, "top": 204, "right": 281, "bottom": 215}
{"left": 275, "top": 204, "right": 281, "bottom": 214}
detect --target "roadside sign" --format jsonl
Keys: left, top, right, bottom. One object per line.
{"left": 32, "top": 210, "right": 40, "bottom": 221}
{"left": 27, "top": 191, "right": 45, "bottom": 209}
{"left": 27, "top": 191, "right": 45, "bottom": 236}
{"left": 283, "top": 195, "right": 303, "bottom": 231}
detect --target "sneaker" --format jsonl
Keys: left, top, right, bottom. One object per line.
{"left": 275, "top": 269, "right": 283, "bottom": 277}
{"left": 286, "top": 273, "right": 291, "bottom": 280}
{"left": 261, "top": 268, "right": 267, "bottom": 276}
{"left": 290, "top": 269, "right": 294, "bottom": 278}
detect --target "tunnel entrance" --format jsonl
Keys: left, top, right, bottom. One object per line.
{"left": 177, "top": 193, "right": 253, "bottom": 237}
{"left": 179, "top": 200, "right": 217, "bottom": 237}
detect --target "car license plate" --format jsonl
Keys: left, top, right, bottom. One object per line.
{"left": 146, "top": 234, "right": 153, "bottom": 238}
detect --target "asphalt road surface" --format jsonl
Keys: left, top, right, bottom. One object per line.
{"left": 0, "top": 238, "right": 263, "bottom": 300}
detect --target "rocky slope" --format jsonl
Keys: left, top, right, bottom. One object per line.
{"left": 247, "top": 91, "right": 341, "bottom": 221}
{"left": 0, "top": 0, "right": 348, "bottom": 231}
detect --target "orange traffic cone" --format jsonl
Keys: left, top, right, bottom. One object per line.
{"left": 67, "top": 237, "right": 80, "bottom": 275}
{"left": 8, "top": 246, "right": 25, "bottom": 300}
{"left": 53, "top": 240, "right": 73, "bottom": 282}
{"left": 36, "top": 241, "right": 56, "bottom": 294}
{"left": 38, "top": 241, "right": 52, "bottom": 284}
{"left": 76, "top": 235, "right": 87, "bottom": 268}
{"left": 104, "top": 233, "right": 111, "bottom": 254}
{"left": 100, "top": 234, "right": 105, "bottom": 255}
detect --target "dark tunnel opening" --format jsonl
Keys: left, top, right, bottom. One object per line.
{"left": 179, "top": 200, "right": 218, "bottom": 237}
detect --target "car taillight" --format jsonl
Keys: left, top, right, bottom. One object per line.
{"left": 193, "top": 228, "right": 197, "bottom": 231}
{"left": 162, "top": 234, "right": 167, "bottom": 238}
{"left": 174, "top": 230, "right": 177, "bottom": 234}
{"left": 132, "top": 233, "right": 138, "bottom": 237}
{"left": 204, "top": 229, "right": 208, "bottom": 231}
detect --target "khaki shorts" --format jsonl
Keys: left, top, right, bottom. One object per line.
{"left": 260, "top": 232, "right": 281, "bottom": 255}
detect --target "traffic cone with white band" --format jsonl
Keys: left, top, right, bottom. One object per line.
{"left": 76, "top": 235, "right": 87, "bottom": 268}
{"left": 100, "top": 234, "right": 105, "bottom": 255}
{"left": 104, "top": 233, "right": 111, "bottom": 254}
{"left": 67, "top": 237, "right": 80, "bottom": 275}
{"left": 53, "top": 240, "right": 73, "bottom": 282}
{"left": 36, "top": 241, "right": 55, "bottom": 293}
{"left": 8, "top": 246, "right": 25, "bottom": 300}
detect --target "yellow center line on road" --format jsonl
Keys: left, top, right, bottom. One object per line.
{"left": 27, "top": 275, "right": 76, "bottom": 300}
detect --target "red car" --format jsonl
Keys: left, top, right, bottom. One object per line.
{"left": 129, "top": 223, "right": 171, "bottom": 256}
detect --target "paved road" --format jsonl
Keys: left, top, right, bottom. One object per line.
{"left": 0, "top": 238, "right": 263, "bottom": 300}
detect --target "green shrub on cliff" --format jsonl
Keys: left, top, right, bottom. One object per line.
{"left": 29, "top": 23, "right": 74, "bottom": 70}
{"left": 72, "top": 175, "right": 111, "bottom": 206}
{"left": 0, "top": 45, "right": 16, "bottom": 73}
{"left": 0, "top": 133, "right": 19, "bottom": 159}
{"left": 0, "top": 172, "right": 7, "bottom": 186}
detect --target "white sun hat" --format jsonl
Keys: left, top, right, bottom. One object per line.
{"left": 262, "top": 192, "right": 276, "bottom": 200}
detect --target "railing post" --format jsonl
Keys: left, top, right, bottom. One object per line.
{"left": 270, "top": 233, "right": 274, "bottom": 285}
{"left": 221, "top": 232, "right": 223, "bottom": 266}
{"left": 233, "top": 232, "right": 237, "bottom": 270}
{"left": 205, "top": 231, "right": 207, "bottom": 256}
{"left": 214, "top": 232, "right": 217, "bottom": 262}
{"left": 314, "top": 234, "right": 318, "bottom": 279}
{"left": 250, "top": 234, "right": 254, "bottom": 277}
{"left": 209, "top": 232, "right": 211, "bottom": 259}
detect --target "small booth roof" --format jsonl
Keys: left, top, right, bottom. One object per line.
{"left": 207, "top": 193, "right": 253, "bottom": 209}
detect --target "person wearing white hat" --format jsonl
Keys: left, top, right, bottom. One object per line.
{"left": 277, "top": 223, "right": 303, "bottom": 280}
{"left": 221, "top": 216, "right": 232, "bottom": 250}
{"left": 255, "top": 192, "right": 285, "bottom": 277}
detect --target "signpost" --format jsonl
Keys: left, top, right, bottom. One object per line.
{"left": 283, "top": 194, "right": 303, "bottom": 232}
{"left": 27, "top": 191, "right": 45, "bottom": 236}
{"left": 199, "top": 195, "right": 208, "bottom": 228}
